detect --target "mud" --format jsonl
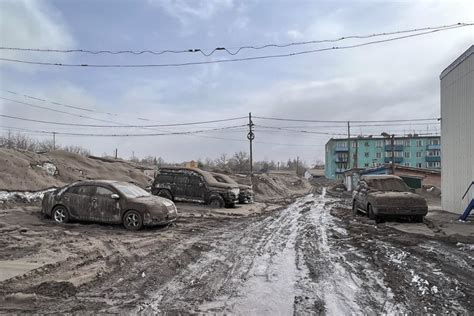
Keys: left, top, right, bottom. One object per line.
{"left": 0, "top": 191, "right": 473, "bottom": 314}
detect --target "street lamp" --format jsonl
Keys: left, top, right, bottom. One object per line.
{"left": 381, "top": 132, "right": 395, "bottom": 174}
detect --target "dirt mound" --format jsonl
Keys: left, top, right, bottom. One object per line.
{"left": 0, "top": 149, "right": 152, "bottom": 191}
{"left": 250, "top": 173, "right": 312, "bottom": 202}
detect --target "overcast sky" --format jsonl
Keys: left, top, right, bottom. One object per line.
{"left": 0, "top": 0, "right": 472, "bottom": 165}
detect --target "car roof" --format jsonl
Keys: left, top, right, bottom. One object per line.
{"left": 69, "top": 180, "right": 134, "bottom": 186}
{"left": 361, "top": 175, "right": 403, "bottom": 181}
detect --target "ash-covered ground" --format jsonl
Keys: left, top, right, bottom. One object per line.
{"left": 1, "top": 188, "right": 472, "bottom": 314}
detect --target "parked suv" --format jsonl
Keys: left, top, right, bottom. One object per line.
{"left": 210, "top": 172, "right": 254, "bottom": 204}
{"left": 352, "top": 175, "right": 428, "bottom": 223}
{"left": 151, "top": 167, "right": 240, "bottom": 208}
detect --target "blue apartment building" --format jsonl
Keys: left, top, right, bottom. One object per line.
{"left": 325, "top": 135, "right": 441, "bottom": 180}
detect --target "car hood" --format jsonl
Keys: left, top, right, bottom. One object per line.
{"left": 209, "top": 182, "right": 240, "bottom": 190}
{"left": 369, "top": 191, "right": 427, "bottom": 206}
{"left": 239, "top": 184, "right": 252, "bottom": 191}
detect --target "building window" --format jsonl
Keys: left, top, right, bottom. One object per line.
{"left": 364, "top": 141, "right": 370, "bottom": 147}
{"left": 416, "top": 140, "right": 423, "bottom": 147}
{"left": 376, "top": 152, "right": 382, "bottom": 159}
{"left": 404, "top": 140, "right": 411, "bottom": 146}
{"left": 416, "top": 151, "right": 422, "bottom": 158}
{"left": 416, "top": 163, "right": 422, "bottom": 168}
{"left": 351, "top": 141, "right": 358, "bottom": 148}
{"left": 427, "top": 162, "right": 441, "bottom": 168}
{"left": 404, "top": 162, "right": 410, "bottom": 167}
{"left": 336, "top": 142, "right": 347, "bottom": 148}
{"left": 386, "top": 151, "right": 403, "bottom": 158}
{"left": 364, "top": 163, "right": 369, "bottom": 167}
{"left": 429, "top": 139, "right": 440, "bottom": 145}
{"left": 427, "top": 150, "right": 440, "bottom": 157}
{"left": 394, "top": 139, "right": 404, "bottom": 145}
{"left": 364, "top": 152, "right": 369, "bottom": 158}
{"left": 404, "top": 152, "right": 410, "bottom": 158}
{"left": 376, "top": 140, "right": 383, "bottom": 148}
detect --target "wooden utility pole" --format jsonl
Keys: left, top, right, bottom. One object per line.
{"left": 52, "top": 132, "right": 56, "bottom": 150}
{"left": 247, "top": 112, "right": 255, "bottom": 175}
{"left": 296, "top": 156, "right": 299, "bottom": 176}
{"left": 115, "top": 148, "right": 118, "bottom": 159}
{"left": 347, "top": 121, "right": 351, "bottom": 170}
{"left": 390, "top": 134, "right": 395, "bottom": 174}
{"left": 354, "top": 136, "right": 358, "bottom": 168}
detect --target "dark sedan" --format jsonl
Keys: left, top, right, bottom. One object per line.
{"left": 210, "top": 172, "right": 254, "bottom": 204}
{"left": 42, "top": 180, "right": 178, "bottom": 230}
{"left": 352, "top": 175, "right": 428, "bottom": 223}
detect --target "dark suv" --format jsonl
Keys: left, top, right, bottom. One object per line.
{"left": 151, "top": 167, "right": 240, "bottom": 208}
{"left": 352, "top": 175, "right": 428, "bottom": 223}
{"left": 210, "top": 172, "right": 254, "bottom": 204}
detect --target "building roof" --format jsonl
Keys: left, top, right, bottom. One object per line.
{"left": 305, "top": 169, "right": 325, "bottom": 176}
{"left": 440, "top": 45, "right": 474, "bottom": 80}
{"left": 344, "top": 164, "right": 440, "bottom": 176}
{"left": 327, "top": 134, "right": 440, "bottom": 143}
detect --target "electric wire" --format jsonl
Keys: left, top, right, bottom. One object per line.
{"left": 0, "top": 23, "right": 469, "bottom": 56}
{"left": 0, "top": 24, "right": 469, "bottom": 68}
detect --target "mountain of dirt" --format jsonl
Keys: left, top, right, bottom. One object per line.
{"left": 0, "top": 149, "right": 152, "bottom": 191}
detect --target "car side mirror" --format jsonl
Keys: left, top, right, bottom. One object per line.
{"left": 111, "top": 194, "right": 120, "bottom": 200}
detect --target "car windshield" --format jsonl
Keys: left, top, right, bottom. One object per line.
{"left": 369, "top": 179, "right": 409, "bottom": 192}
{"left": 113, "top": 183, "right": 150, "bottom": 198}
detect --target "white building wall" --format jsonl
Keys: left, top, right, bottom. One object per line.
{"left": 440, "top": 46, "right": 474, "bottom": 214}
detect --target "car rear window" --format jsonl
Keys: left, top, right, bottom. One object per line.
{"left": 369, "top": 179, "right": 408, "bottom": 192}
{"left": 113, "top": 183, "right": 150, "bottom": 198}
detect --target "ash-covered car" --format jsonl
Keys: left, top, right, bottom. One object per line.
{"left": 42, "top": 180, "right": 178, "bottom": 230}
{"left": 352, "top": 175, "right": 428, "bottom": 223}
{"left": 210, "top": 172, "right": 254, "bottom": 204}
{"left": 151, "top": 167, "right": 239, "bottom": 208}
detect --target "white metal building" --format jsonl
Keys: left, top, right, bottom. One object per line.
{"left": 440, "top": 45, "right": 474, "bottom": 214}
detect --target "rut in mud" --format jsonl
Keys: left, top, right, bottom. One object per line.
{"left": 0, "top": 192, "right": 473, "bottom": 314}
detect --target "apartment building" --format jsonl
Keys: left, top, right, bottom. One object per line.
{"left": 325, "top": 135, "right": 441, "bottom": 180}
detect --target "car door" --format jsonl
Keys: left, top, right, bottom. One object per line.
{"left": 358, "top": 181, "right": 370, "bottom": 211}
{"left": 185, "top": 174, "right": 206, "bottom": 202}
{"left": 173, "top": 174, "right": 188, "bottom": 200}
{"left": 63, "top": 185, "right": 94, "bottom": 220}
{"left": 89, "top": 185, "right": 122, "bottom": 223}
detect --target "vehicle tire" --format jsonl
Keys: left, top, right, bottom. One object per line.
{"left": 209, "top": 195, "right": 225, "bottom": 208}
{"left": 157, "top": 189, "right": 173, "bottom": 201}
{"left": 225, "top": 202, "right": 236, "bottom": 208}
{"left": 375, "top": 216, "right": 384, "bottom": 224}
{"left": 352, "top": 200, "right": 358, "bottom": 216}
{"left": 368, "top": 204, "right": 376, "bottom": 220}
{"left": 52, "top": 205, "right": 70, "bottom": 224}
{"left": 123, "top": 210, "right": 143, "bottom": 230}
{"left": 414, "top": 215, "right": 424, "bottom": 223}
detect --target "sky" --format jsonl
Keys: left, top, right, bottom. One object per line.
{"left": 0, "top": 0, "right": 473, "bottom": 165}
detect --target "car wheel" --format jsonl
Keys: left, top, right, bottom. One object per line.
{"left": 352, "top": 201, "right": 358, "bottom": 216}
{"left": 123, "top": 210, "right": 143, "bottom": 230}
{"left": 225, "top": 202, "right": 236, "bottom": 208}
{"left": 209, "top": 195, "right": 225, "bottom": 208}
{"left": 157, "top": 190, "right": 173, "bottom": 201}
{"left": 414, "top": 215, "right": 424, "bottom": 223}
{"left": 368, "top": 204, "right": 376, "bottom": 220}
{"left": 52, "top": 205, "right": 70, "bottom": 224}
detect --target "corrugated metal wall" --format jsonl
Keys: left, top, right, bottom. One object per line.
{"left": 440, "top": 48, "right": 474, "bottom": 214}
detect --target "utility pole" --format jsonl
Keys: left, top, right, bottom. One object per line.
{"left": 247, "top": 112, "right": 255, "bottom": 175}
{"left": 391, "top": 134, "right": 395, "bottom": 174}
{"left": 354, "top": 136, "right": 358, "bottom": 168}
{"left": 115, "top": 148, "right": 118, "bottom": 159}
{"left": 52, "top": 132, "right": 56, "bottom": 150}
{"left": 347, "top": 121, "right": 351, "bottom": 170}
{"left": 296, "top": 156, "right": 299, "bottom": 176}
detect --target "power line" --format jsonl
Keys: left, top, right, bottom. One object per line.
{"left": 254, "top": 116, "right": 439, "bottom": 123}
{"left": 0, "top": 124, "right": 247, "bottom": 137}
{"left": 0, "top": 24, "right": 469, "bottom": 68}
{"left": 0, "top": 112, "right": 247, "bottom": 128}
{"left": 0, "top": 23, "right": 468, "bottom": 56}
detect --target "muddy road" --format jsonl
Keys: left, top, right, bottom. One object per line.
{"left": 0, "top": 191, "right": 473, "bottom": 314}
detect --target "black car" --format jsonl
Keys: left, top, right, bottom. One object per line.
{"left": 210, "top": 172, "right": 254, "bottom": 204}
{"left": 42, "top": 180, "right": 178, "bottom": 230}
{"left": 352, "top": 175, "right": 428, "bottom": 223}
{"left": 151, "top": 167, "right": 240, "bottom": 208}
